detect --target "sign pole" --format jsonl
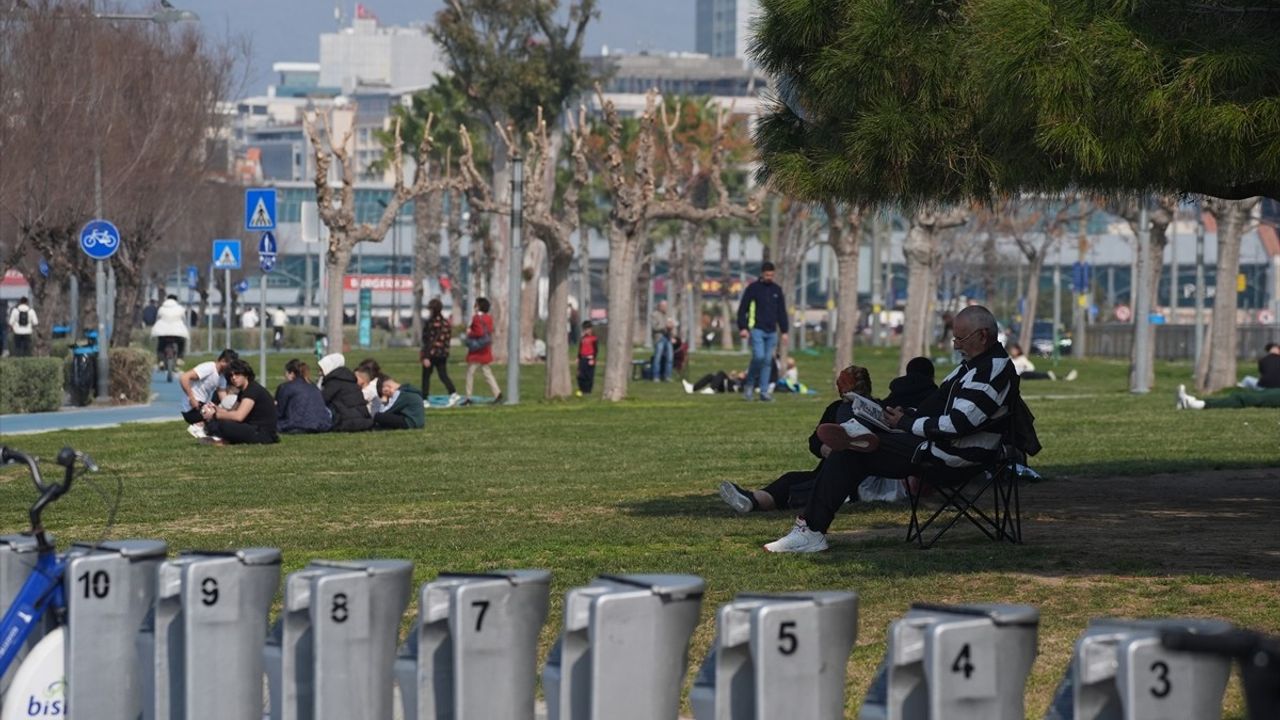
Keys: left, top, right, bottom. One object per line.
{"left": 259, "top": 273, "right": 267, "bottom": 381}
{"left": 224, "top": 269, "right": 232, "bottom": 349}
{"left": 93, "top": 155, "right": 109, "bottom": 401}
{"left": 506, "top": 154, "right": 523, "bottom": 406}
{"left": 206, "top": 266, "right": 213, "bottom": 353}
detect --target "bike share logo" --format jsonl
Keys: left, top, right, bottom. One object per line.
{"left": 24, "top": 679, "right": 64, "bottom": 717}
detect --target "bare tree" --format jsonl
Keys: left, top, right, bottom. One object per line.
{"left": 1197, "top": 196, "right": 1261, "bottom": 393}
{"left": 304, "top": 109, "right": 455, "bottom": 345}
{"left": 900, "top": 207, "right": 969, "bottom": 373}
{"left": 591, "top": 90, "right": 763, "bottom": 400}
{"left": 1003, "top": 196, "right": 1091, "bottom": 353}
{"left": 1110, "top": 195, "right": 1177, "bottom": 389}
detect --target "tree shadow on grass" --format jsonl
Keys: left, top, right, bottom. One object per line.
{"left": 622, "top": 467, "right": 1280, "bottom": 580}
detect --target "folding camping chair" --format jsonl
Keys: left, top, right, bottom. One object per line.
{"left": 903, "top": 439, "right": 1024, "bottom": 548}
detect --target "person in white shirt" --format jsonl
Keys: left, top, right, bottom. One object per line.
{"left": 240, "top": 307, "right": 259, "bottom": 329}
{"left": 1006, "top": 342, "right": 1077, "bottom": 381}
{"left": 178, "top": 349, "right": 238, "bottom": 438}
{"left": 270, "top": 306, "right": 288, "bottom": 351}
{"left": 7, "top": 296, "right": 37, "bottom": 357}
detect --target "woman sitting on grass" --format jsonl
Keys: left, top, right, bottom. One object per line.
{"left": 275, "top": 359, "right": 331, "bottom": 434}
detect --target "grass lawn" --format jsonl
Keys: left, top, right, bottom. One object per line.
{"left": 1, "top": 344, "right": 1278, "bottom": 717}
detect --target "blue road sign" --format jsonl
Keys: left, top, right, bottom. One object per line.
{"left": 38, "top": 258, "right": 49, "bottom": 277}
{"left": 186, "top": 265, "right": 199, "bottom": 289}
{"left": 213, "top": 239, "right": 242, "bottom": 270}
{"left": 245, "top": 188, "right": 277, "bottom": 231}
{"left": 235, "top": 279, "right": 250, "bottom": 294}
{"left": 79, "top": 219, "right": 121, "bottom": 261}
{"left": 260, "top": 254, "right": 276, "bottom": 274}
{"left": 257, "top": 231, "right": 277, "bottom": 256}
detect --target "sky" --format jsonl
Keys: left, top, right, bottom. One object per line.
{"left": 165, "top": 0, "right": 695, "bottom": 96}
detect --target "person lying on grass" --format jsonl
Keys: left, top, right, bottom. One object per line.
{"left": 372, "top": 376, "right": 425, "bottom": 430}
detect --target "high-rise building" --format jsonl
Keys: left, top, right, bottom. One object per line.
{"left": 695, "top": 0, "right": 760, "bottom": 60}
{"left": 319, "top": 15, "right": 445, "bottom": 93}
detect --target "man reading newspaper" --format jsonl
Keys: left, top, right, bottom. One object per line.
{"left": 764, "top": 305, "right": 1017, "bottom": 553}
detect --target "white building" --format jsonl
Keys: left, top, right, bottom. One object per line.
{"left": 319, "top": 16, "right": 445, "bottom": 94}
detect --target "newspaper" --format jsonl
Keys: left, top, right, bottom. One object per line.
{"left": 842, "top": 392, "right": 900, "bottom": 433}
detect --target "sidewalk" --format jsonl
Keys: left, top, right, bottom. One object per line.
{"left": 0, "top": 371, "right": 185, "bottom": 436}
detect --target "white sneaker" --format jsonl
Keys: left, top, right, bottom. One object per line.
{"left": 1177, "top": 384, "right": 1205, "bottom": 410}
{"left": 186, "top": 423, "right": 207, "bottom": 439}
{"left": 700, "top": 387, "right": 716, "bottom": 395}
{"left": 764, "top": 519, "right": 829, "bottom": 553}
{"left": 682, "top": 379, "right": 694, "bottom": 394}
{"left": 447, "top": 393, "right": 462, "bottom": 407}
{"left": 1048, "top": 370, "right": 1058, "bottom": 381}
{"left": 1065, "top": 369, "right": 1078, "bottom": 382}
{"left": 718, "top": 481, "right": 754, "bottom": 514}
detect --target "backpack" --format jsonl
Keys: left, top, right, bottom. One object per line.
{"left": 17, "top": 309, "right": 29, "bottom": 327}
{"left": 1007, "top": 377, "right": 1042, "bottom": 457}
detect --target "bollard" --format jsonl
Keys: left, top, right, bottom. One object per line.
{"left": 860, "top": 603, "right": 1039, "bottom": 720}
{"left": 263, "top": 559, "right": 413, "bottom": 720}
{"left": 691, "top": 591, "right": 859, "bottom": 720}
{"left": 138, "top": 548, "right": 281, "bottom": 720}
{"left": 1044, "top": 618, "right": 1234, "bottom": 720}
{"left": 64, "top": 539, "right": 168, "bottom": 720}
{"left": 543, "top": 574, "right": 704, "bottom": 720}
{"left": 395, "top": 570, "right": 551, "bottom": 720}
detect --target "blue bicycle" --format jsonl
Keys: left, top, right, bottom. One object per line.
{"left": 0, "top": 446, "right": 100, "bottom": 715}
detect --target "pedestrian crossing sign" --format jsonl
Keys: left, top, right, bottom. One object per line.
{"left": 244, "top": 188, "right": 277, "bottom": 231}
{"left": 213, "top": 239, "right": 242, "bottom": 270}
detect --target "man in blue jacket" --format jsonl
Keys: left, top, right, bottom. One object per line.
{"left": 736, "top": 262, "right": 789, "bottom": 401}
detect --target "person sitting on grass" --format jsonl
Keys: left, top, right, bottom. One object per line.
{"left": 199, "top": 359, "right": 279, "bottom": 445}
{"left": 1007, "top": 342, "right": 1077, "bottom": 382}
{"left": 764, "top": 305, "right": 1017, "bottom": 553}
{"left": 356, "top": 358, "right": 385, "bottom": 415}
{"left": 719, "top": 365, "right": 873, "bottom": 513}
{"left": 372, "top": 376, "right": 425, "bottom": 430}
{"left": 319, "top": 354, "right": 373, "bottom": 432}
{"left": 275, "top": 359, "right": 331, "bottom": 434}
{"left": 179, "top": 348, "right": 237, "bottom": 440}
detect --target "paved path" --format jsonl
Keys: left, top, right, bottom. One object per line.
{"left": 0, "top": 371, "right": 186, "bottom": 435}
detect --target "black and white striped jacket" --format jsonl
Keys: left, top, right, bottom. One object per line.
{"left": 908, "top": 344, "right": 1016, "bottom": 468}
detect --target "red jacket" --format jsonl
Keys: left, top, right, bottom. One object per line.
{"left": 466, "top": 312, "right": 495, "bottom": 364}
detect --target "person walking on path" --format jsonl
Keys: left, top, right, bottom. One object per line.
{"left": 736, "top": 262, "right": 788, "bottom": 401}
{"left": 463, "top": 297, "right": 502, "bottom": 405}
{"left": 6, "top": 296, "right": 37, "bottom": 357}
{"left": 421, "top": 298, "right": 461, "bottom": 407}
{"left": 650, "top": 300, "right": 673, "bottom": 382}
{"left": 577, "top": 320, "right": 598, "bottom": 396}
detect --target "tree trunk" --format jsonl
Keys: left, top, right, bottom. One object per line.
{"left": 1129, "top": 218, "right": 1170, "bottom": 390}
{"left": 326, "top": 241, "right": 354, "bottom": 348}
{"left": 633, "top": 252, "right": 651, "bottom": 347}
{"left": 110, "top": 270, "right": 144, "bottom": 350}
{"left": 446, "top": 188, "right": 465, "bottom": 323}
{"left": 685, "top": 227, "right": 708, "bottom": 350}
{"left": 520, "top": 238, "right": 545, "bottom": 363}
{"left": 718, "top": 230, "right": 736, "bottom": 350}
{"left": 27, "top": 271, "right": 62, "bottom": 356}
{"left": 833, "top": 245, "right": 860, "bottom": 374}
{"left": 577, "top": 222, "right": 591, "bottom": 320}
{"left": 1018, "top": 255, "right": 1046, "bottom": 352}
{"left": 488, "top": 151, "right": 512, "bottom": 364}
{"left": 900, "top": 221, "right": 940, "bottom": 374}
{"left": 411, "top": 190, "right": 441, "bottom": 343}
{"left": 544, "top": 247, "right": 574, "bottom": 398}
{"left": 602, "top": 228, "right": 642, "bottom": 401}
{"left": 1197, "top": 198, "right": 1258, "bottom": 392}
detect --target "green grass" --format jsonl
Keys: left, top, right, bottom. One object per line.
{"left": 2, "top": 346, "right": 1277, "bottom": 718}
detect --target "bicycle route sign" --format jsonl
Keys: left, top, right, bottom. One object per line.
{"left": 213, "top": 239, "right": 242, "bottom": 270}
{"left": 79, "top": 219, "right": 121, "bottom": 261}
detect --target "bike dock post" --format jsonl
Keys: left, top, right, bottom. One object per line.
{"left": 394, "top": 570, "right": 551, "bottom": 720}
{"left": 263, "top": 559, "right": 413, "bottom": 720}
{"left": 858, "top": 603, "right": 1039, "bottom": 720}
{"left": 64, "top": 539, "right": 168, "bottom": 719}
{"left": 137, "top": 548, "right": 281, "bottom": 720}
{"left": 0, "top": 534, "right": 55, "bottom": 692}
{"left": 542, "top": 574, "right": 704, "bottom": 720}
{"left": 690, "top": 591, "right": 860, "bottom": 720}
{"left": 1044, "top": 618, "right": 1235, "bottom": 720}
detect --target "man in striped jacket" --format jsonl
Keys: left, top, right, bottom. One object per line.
{"left": 765, "top": 305, "right": 1016, "bottom": 553}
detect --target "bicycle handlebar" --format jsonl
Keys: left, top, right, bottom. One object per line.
{"left": 1, "top": 446, "right": 97, "bottom": 549}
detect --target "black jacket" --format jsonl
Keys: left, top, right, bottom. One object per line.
{"left": 882, "top": 373, "right": 938, "bottom": 410}
{"left": 1259, "top": 353, "right": 1280, "bottom": 389}
{"left": 276, "top": 378, "right": 332, "bottom": 433}
{"left": 320, "top": 368, "right": 373, "bottom": 432}
{"left": 736, "top": 279, "right": 788, "bottom": 334}
{"left": 807, "top": 400, "right": 841, "bottom": 458}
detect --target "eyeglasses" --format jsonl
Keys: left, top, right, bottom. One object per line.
{"left": 952, "top": 328, "right": 985, "bottom": 345}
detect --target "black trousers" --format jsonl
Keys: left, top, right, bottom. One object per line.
{"left": 205, "top": 419, "right": 278, "bottom": 445}
{"left": 802, "top": 431, "right": 921, "bottom": 533}
{"left": 577, "top": 357, "right": 595, "bottom": 394}
{"left": 181, "top": 407, "right": 204, "bottom": 424}
{"left": 422, "top": 355, "right": 456, "bottom": 396}
{"left": 373, "top": 412, "right": 411, "bottom": 430}
{"left": 762, "top": 468, "right": 818, "bottom": 510}
{"left": 12, "top": 335, "right": 32, "bottom": 357}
